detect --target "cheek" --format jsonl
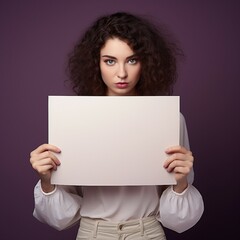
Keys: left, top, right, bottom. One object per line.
{"left": 102, "top": 74, "right": 109, "bottom": 83}
{"left": 99, "top": 63, "right": 104, "bottom": 76}
{"left": 100, "top": 66, "right": 112, "bottom": 82}
{"left": 131, "top": 66, "right": 141, "bottom": 80}
{"left": 99, "top": 64, "right": 106, "bottom": 79}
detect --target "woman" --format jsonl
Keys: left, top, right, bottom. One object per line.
{"left": 30, "top": 12, "right": 204, "bottom": 239}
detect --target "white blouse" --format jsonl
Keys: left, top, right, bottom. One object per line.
{"left": 33, "top": 114, "right": 204, "bottom": 233}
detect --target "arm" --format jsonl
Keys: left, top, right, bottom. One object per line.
{"left": 30, "top": 144, "right": 82, "bottom": 230}
{"left": 33, "top": 181, "right": 82, "bottom": 231}
{"left": 159, "top": 180, "right": 204, "bottom": 233}
{"left": 158, "top": 114, "right": 204, "bottom": 233}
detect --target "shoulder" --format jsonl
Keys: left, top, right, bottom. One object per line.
{"left": 179, "top": 112, "right": 190, "bottom": 149}
{"left": 180, "top": 112, "right": 186, "bottom": 125}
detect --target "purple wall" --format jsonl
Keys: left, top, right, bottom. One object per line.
{"left": 1, "top": 0, "right": 239, "bottom": 239}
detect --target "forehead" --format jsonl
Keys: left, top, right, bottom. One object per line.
{"left": 100, "top": 37, "right": 135, "bottom": 56}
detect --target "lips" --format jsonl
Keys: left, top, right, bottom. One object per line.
{"left": 116, "top": 82, "right": 129, "bottom": 89}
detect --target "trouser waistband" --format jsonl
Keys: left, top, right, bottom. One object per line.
{"left": 80, "top": 216, "right": 158, "bottom": 237}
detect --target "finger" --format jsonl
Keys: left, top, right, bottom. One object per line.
{"left": 165, "top": 145, "right": 189, "bottom": 154}
{"left": 32, "top": 158, "right": 58, "bottom": 171}
{"left": 164, "top": 147, "right": 193, "bottom": 168}
{"left": 40, "top": 151, "right": 61, "bottom": 165}
{"left": 163, "top": 153, "right": 185, "bottom": 168}
{"left": 30, "top": 144, "right": 61, "bottom": 157}
{"left": 34, "top": 164, "right": 56, "bottom": 175}
{"left": 172, "top": 166, "right": 191, "bottom": 175}
{"left": 30, "top": 150, "right": 61, "bottom": 166}
{"left": 165, "top": 160, "right": 193, "bottom": 172}
{"left": 164, "top": 157, "right": 193, "bottom": 170}
{"left": 165, "top": 152, "right": 193, "bottom": 164}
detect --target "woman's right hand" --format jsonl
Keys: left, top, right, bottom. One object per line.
{"left": 30, "top": 144, "right": 61, "bottom": 192}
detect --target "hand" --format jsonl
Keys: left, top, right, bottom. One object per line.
{"left": 30, "top": 144, "right": 61, "bottom": 192}
{"left": 164, "top": 146, "right": 194, "bottom": 193}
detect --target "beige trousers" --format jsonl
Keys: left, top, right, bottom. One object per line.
{"left": 76, "top": 216, "right": 166, "bottom": 240}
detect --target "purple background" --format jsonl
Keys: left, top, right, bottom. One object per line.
{"left": 1, "top": 0, "right": 239, "bottom": 239}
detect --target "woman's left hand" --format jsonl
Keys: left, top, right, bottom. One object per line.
{"left": 164, "top": 146, "right": 194, "bottom": 193}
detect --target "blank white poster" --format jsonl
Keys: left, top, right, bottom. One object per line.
{"left": 49, "top": 96, "right": 179, "bottom": 186}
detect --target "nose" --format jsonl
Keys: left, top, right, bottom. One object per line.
{"left": 117, "top": 64, "right": 127, "bottom": 80}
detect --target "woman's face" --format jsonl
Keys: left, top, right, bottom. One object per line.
{"left": 100, "top": 37, "right": 141, "bottom": 96}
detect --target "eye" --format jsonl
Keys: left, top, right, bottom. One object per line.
{"left": 128, "top": 58, "right": 138, "bottom": 65}
{"left": 104, "top": 59, "right": 116, "bottom": 66}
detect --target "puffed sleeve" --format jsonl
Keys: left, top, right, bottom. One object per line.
{"left": 158, "top": 113, "right": 204, "bottom": 233}
{"left": 33, "top": 180, "right": 82, "bottom": 231}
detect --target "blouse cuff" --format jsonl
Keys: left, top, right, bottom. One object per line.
{"left": 39, "top": 182, "right": 57, "bottom": 196}
{"left": 170, "top": 184, "right": 190, "bottom": 196}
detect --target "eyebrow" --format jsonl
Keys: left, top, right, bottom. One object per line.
{"left": 101, "top": 54, "right": 138, "bottom": 60}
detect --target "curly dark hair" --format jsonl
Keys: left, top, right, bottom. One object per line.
{"left": 67, "top": 12, "right": 183, "bottom": 96}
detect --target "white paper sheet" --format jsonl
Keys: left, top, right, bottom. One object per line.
{"left": 49, "top": 96, "right": 179, "bottom": 186}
